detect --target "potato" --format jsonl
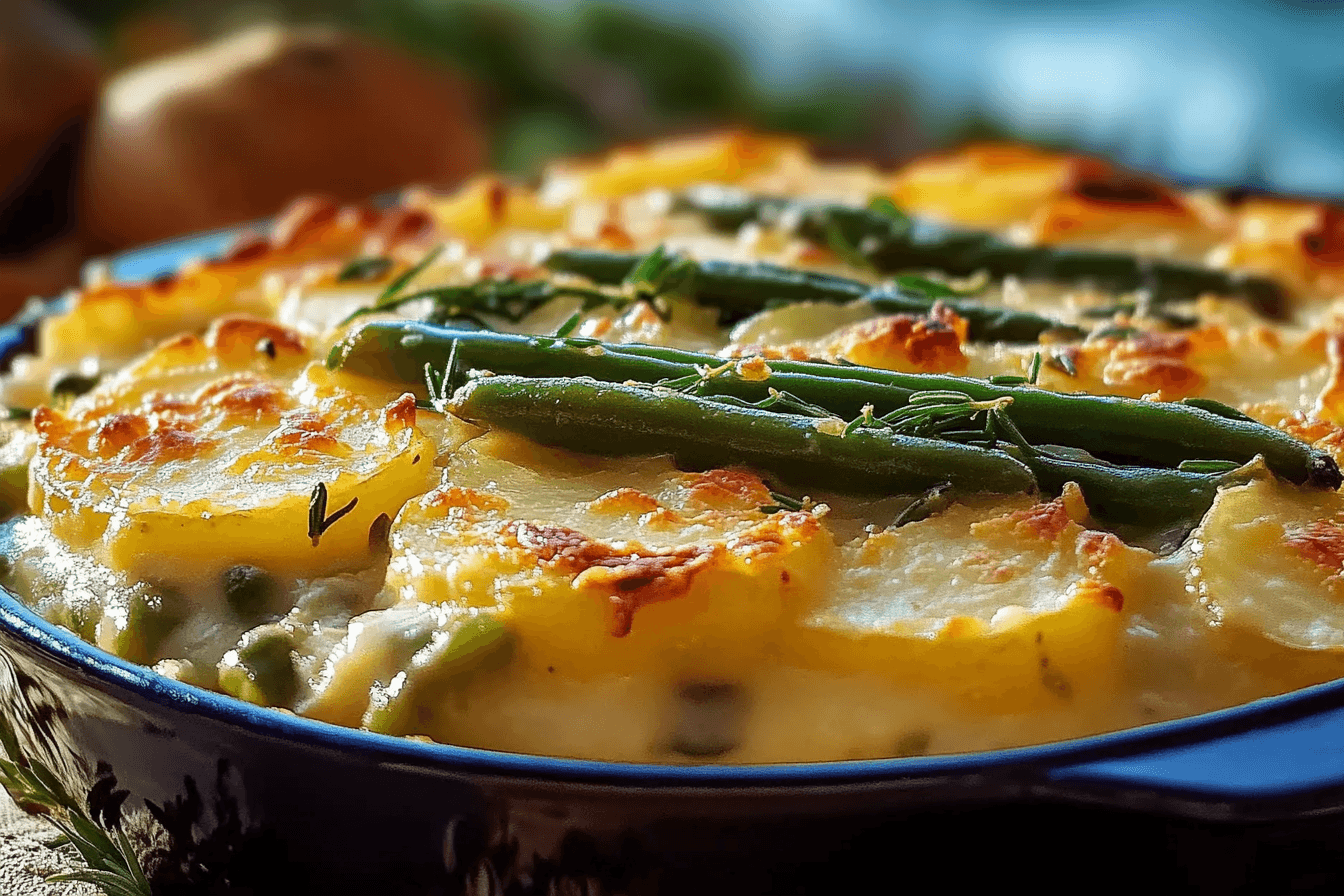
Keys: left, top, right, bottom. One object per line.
{"left": 0, "top": 0, "right": 100, "bottom": 205}
{"left": 0, "top": 0, "right": 102, "bottom": 312}
{"left": 80, "top": 24, "right": 487, "bottom": 251}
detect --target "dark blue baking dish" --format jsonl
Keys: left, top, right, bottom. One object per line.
{"left": 3, "top": 230, "right": 1344, "bottom": 895}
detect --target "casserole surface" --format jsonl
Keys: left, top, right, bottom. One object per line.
{"left": 5, "top": 134, "right": 1344, "bottom": 765}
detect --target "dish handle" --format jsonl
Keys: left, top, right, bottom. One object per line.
{"left": 1045, "top": 700, "right": 1344, "bottom": 819}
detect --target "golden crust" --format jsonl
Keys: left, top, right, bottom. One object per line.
{"left": 16, "top": 132, "right": 1344, "bottom": 761}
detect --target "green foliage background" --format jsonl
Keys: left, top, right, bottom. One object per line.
{"left": 52, "top": 0, "right": 940, "bottom": 174}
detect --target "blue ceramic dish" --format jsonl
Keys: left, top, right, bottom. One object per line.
{"left": 3, "top": 232, "right": 1344, "bottom": 894}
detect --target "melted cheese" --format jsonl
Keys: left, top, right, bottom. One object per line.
{"left": 7, "top": 136, "right": 1344, "bottom": 763}
{"left": 28, "top": 321, "right": 436, "bottom": 583}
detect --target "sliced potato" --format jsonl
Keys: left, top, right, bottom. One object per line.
{"left": 383, "top": 431, "right": 834, "bottom": 680}
{"left": 788, "top": 486, "right": 1152, "bottom": 710}
{"left": 29, "top": 326, "right": 437, "bottom": 583}
{"left": 1189, "top": 477, "right": 1344, "bottom": 688}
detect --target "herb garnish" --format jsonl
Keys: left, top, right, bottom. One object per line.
{"left": 420, "top": 352, "right": 455, "bottom": 413}
{"left": 336, "top": 256, "right": 395, "bottom": 283}
{"left": 892, "top": 273, "right": 987, "bottom": 300}
{"left": 759, "top": 489, "right": 806, "bottom": 514}
{"left": 308, "top": 482, "right": 359, "bottom": 547}
{"left": 338, "top": 245, "right": 446, "bottom": 326}
{"left": 825, "top": 219, "right": 874, "bottom": 271}
{"left": 553, "top": 312, "right": 583, "bottom": 338}
{"left": 0, "top": 714, "right": 150, "bottom": 896}
{"left": 623, "top": 245, "right": 695, "bottom": 321}
{"left": 1046, "top": 352, "right": 1079, "bottom": 377}
{"left": 892, "top": 482, "right": 954, "bottom": 527}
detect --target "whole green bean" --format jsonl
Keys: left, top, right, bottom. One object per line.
{"left": 864, "top": 287, "right": 1086, "bottom": 342}
{"left": 1018, "top": 450, "right": 1224, "bottom": 528}
{"left": 547, "top": 248, "right": 868, "bottom": 317}
{"left": 546, "top": 247, "right": 1083, "bottom": 341}
{"left": 450, "top": 375, "right": 1038, "bottom": 497}
{"left": 329, "top": 321, "right": 1340, "bottom": 489}
{"left": 675, "top": 188, "right": 1288, "bottom": 319}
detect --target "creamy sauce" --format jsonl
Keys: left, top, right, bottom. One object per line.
{"left": 5, "top": 134, "right": 1344, "bottom": 763}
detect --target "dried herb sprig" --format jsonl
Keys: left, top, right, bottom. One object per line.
{"left": 308, "top": 482, "right": 359, "bottom": 547}
{"left": 336, "top": 256, "right": 394, "bottom": 283}
{"left": 339, "top": 241, "right": 702, "bottom": 332}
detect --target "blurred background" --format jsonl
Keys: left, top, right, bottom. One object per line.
{"left": 6, "top": 0, "right": 1344, "bottom": 306}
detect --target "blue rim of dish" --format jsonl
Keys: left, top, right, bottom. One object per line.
{"left": 5, "top": 224, "right": 1344, "bottom": 793}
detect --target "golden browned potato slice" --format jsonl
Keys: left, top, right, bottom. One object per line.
{"left": 381, "top": 431, "right": 833, "bottom": 682}
{"left": 788, "top": 486, "right": 1153, "bottom": 711}
{"left": 1190, "top": 476, "right": 1344, "bottom": 688}
{"left": 28, "top": 320, "right": 437, "bottom": 584}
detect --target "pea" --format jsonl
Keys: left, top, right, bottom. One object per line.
{"left": 221, "top": 565, "right": 281, "bottom": 621}
{"left": 110, "top": 585, "right": 187, "bottom": 665}
{"left": 217, "top": 626, "right": 299, "bottom": 708}
{"left": 667, "top": 680, "right": 748, "bottom": 759}
{"left": 48, "top": 371, "right": 101, "bottom": 400}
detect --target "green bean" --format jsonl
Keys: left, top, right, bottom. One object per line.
{"left": 545, "top": 247, "right": 1081, "bottom": 340}
{"left": 221, "top": 565, "right": 281, "bottom": 622}
{"left": 217, "top": 626, "right": 299, "bottom": 708}
{"left": 0, "top": 458, "right": 26, "bottom": 520}
{"left": 47, "top": 601, "right": 101, "bottom": 643}
{"left": 48, "top": 371, "right": 101, "bottom": 400}
{"left": 450, "top": 375, "right": 1038, "bottom": 496}
{"left": 547, "top": 248, "right": 868, "bottom": 321}
{"left": 363, "top": 615, "right": 515, "bottom": 736}
{"left": 450, "top": 375, "right": 1239, "bottom": 524}
{"left": 1019, "top": 449, "right": 1224, "bottom": 528}
{"left": 864, "top": 287, "right": 1086, "bottom": 342}
{"left": 336, "top": 256, "right": 394, "bottom": 283}
{"left": 329, "top": 322, "right": 1340, "bottom": 489}
{"left": 675, "top": 188, "right": 1288, "bottom": 319}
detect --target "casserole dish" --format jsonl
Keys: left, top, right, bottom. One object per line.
{"left": 6, "top": 137, "right": 1344, "bottom": 893}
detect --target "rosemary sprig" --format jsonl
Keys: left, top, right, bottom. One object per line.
{"left": 554, "top": 312, "right": 583, "bottom": 338}
{"left": 339, "top": 240, "right": 705, "bottom": 332}
{"left": 336, "top": 245, "right": 445, "bottom": 326}
{"left": 308, "top": 482, "right": 359, "bottom": 547}
{"left": 0, "top": 715, "right": 150, "bottom": 896}
{"left": 623, "top": 245, "right": 695, "bottom": 321}
{"left": 378, "top": 245, "right": 444, "bottom": 307}
{"left": 892, "top": 481, "right": 954, "bottom": 527}
{"left": 420, "top": 347, "right": 456, "bottom": 413}
{"left": 1046, "top": 352, "right": 1079, "bottom": 377}
{"left": 867, "top": 195, "right": 912, "bottom": 230}
{"left": 342, "top": 276, "right": 631, "bottom": 331}
{"left": 759, "top": 488, "right": 806, "bottom": 514}
{"left": 986, "top": 352, "right": 1044, "bottom": 387}
{"left": 336, "top": 256, "right": 394, "bottom": 283}
{"left": 749, "top": 387, "right": 837, "bottom": 419}
{"left": 841, "top": 403, "right": 880, "bottom": 437}
{"left": 892, "top": 272, "right": 988, "bottom": 300}
{"left": 662, "top": 367, "right": 841, "bottom": 422}
{"left": 825, "top": 220, "right": 874, "bottom": 271}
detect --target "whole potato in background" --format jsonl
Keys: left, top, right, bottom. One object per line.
{"left": 0, "top": 0, "right": 101, "bottom": 311}
{"left": 81, "top": 24, "right": 488, "bottom": 252}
